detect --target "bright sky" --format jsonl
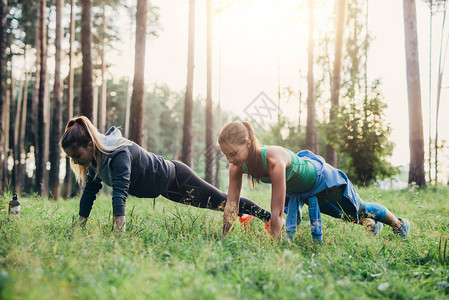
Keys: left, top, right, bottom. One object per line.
{"left": 108, "top": 0, "right": 449, "bottom": 178}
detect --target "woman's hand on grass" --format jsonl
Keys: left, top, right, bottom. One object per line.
{"left": 114, "top": 215, "right": 126, "bottom": 234}
{"left": 79, "top": 216, "right": 88, "bottom": 228}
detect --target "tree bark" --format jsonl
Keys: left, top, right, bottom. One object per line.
{"left": 181, "top": 0, "right": 196, "bottom": 167}
{"left": 99, "top": 8, "right": 107, "bottom": 133}
{"left": 326, "top": 0, "right": 346, "bottom": 167}
{"left": 49, "top": 0, "right": 63, "bottom": 200}
{"left": 403, "top": 0, "right": 426, "bottom": 187}
{"left": 30, "top": 0, "right": 41, "bottom": 174}
{"left": 80, "top": 0, "right": 93, "bottom": 121}
{"left": 129, "top": 0, "right": 147, "bottom": 146}
{"left": 36, "top": 0, "right": 49, "bottom": 197}
{"left": 305, "top": 0, "right": 317, "bottom": 153}
{"left": 13, "top": 66, "right": 22, "bottom": 193}
{"left": 0, "top": 0, "right": 6, "bottom": 190}
{"left": 205, "top": 0, "right": 214, "bottom": 183}
{"left": 18, "top": 72, "right": 28, "bottom": 193}
{"left": 64, "top": 0, "right": 75, "bottom": 198}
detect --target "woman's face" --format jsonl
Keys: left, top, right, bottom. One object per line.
{"left": 220, "top": 140, "right": 251, "bottom": 168}
{"left": 64, "top": 142, "right": 94, "bottom": 167}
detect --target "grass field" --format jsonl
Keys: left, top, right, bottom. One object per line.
{"left": 1, "top": 185, "right": 448, "bottom": 299}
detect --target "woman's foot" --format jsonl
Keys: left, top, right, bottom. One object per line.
{"left": 393, "top": 218, "right": 411, "bottom": 239}
{"left": 239, "top": 214, "right": 255, "bottom": 225}
{"left": 372, "top": 221, "right": 384, "bottom": 236}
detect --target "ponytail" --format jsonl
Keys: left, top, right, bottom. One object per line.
{"left": 60, "top": 116, "right": 132, "bottom": 185}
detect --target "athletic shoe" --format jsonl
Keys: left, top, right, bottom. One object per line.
{"left": 393, "top": 218, "right": 411, "bottom": 239}
{"left": 372, "top": 221, "right": 383, "bottom": 237}
{"left": 238, "top": 214, "right": 255, "bottom": 225}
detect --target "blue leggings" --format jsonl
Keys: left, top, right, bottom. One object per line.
{"left": 315, "top": 186, "right": 387, "bottom": 223}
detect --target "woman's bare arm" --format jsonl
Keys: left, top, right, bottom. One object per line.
{"left": 223, "top": 163, "right": 243, "bottom": 237}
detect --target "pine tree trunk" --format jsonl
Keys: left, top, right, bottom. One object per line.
{"left": 403, "top": 0, "right": 426, "bottom": 187}
{"left": 3, "top": 87, "right": 9, "bottom": 189}
{"left": 64, "top": 0, "right": 75, "bottom": 198}
{"left": 18, "top": 72, "right": 28, "bottom": 193}
{"left": 0, "top": 0, "right": 6, "bottom": 189}
{"left": 129, "top": 0, "right": 147, "bottom": 146}
{"left": 305, "top": 0, "right": 317, "bottom": 153}
{"left": 99, "top": 8, "right": 107, "bottom": 133}
{"left": 326, "top": 0, "right": 346, "bottom": 167}
{"left": 205, "top": 0, "right": 214, "bottom": 183}
{"left": 13, "top": 69, "right": 22, "bottom": 193}
{"left": 181, "top": 0, "right": 196, "bottom": 167}
{"left": 30, "top": 0, "right": 41, "bottom": 177}
{"left": 49, "top": 0, "right": 63, "bottom": 200}
{"left": 215, "top": 101, "right": 222, "bottom": 188}
{"left": 80, "top": 0, "right": 93, "bottom": 121}
{"left": 36, "top": 0, "right": 49, "bottom": 197}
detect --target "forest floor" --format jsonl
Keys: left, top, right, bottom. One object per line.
{"left": 1, "top": 185, "right": 448, "bottom": 299}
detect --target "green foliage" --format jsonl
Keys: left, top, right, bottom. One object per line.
{"left": 313, "top": 0, "right": 397, "bottom": 186}
{"left": 1, "top": 187, "right": 449, "bottom": 299}
{"left": 323, "top": 80, "right": 398, "bottom": 186}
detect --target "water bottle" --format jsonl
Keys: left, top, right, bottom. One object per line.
{"left": 8, "top": 193, "right": 20, "bottom": 216}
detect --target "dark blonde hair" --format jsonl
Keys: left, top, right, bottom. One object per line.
{"left": 60, "top": 116, "right": 132, "bottom": 185}
{"left": 218, "top": 121, "right": 265, "bottom": 188}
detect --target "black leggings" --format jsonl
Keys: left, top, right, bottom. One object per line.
{"left": 161, "top": 161, "right": 271, "bottom": 222}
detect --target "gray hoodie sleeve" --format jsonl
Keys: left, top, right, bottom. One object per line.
{"left": 109, "top": 150, "right": 131, "bottom": 216}
{"left": 79, "top": 171, "right": 103, "bottom": 218}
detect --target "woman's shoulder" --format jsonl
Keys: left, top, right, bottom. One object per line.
{"left": 264, "top": 146, "right": 292, "bottom": 166}
{"left": 264, "top": 145, "right": 291, "bottom": 157}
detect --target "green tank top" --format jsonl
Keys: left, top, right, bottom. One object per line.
{"left": 242, "top": 146, "right": 317, "bottom": 193}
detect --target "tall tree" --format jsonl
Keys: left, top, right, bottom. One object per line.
{"left": 0, "top": 0, "right": 6, "bottom": 190}
{"left": 99, "top": 7, "right": 107, "bottom": 133}
{"left": 49, "top": 0, "right": 63, "bottom": 199}
{"left": 80, "top": 0, "right": 93, "bottom": 120}
{"left": 403, "top": 0, "right": 425, "bottom": 186}
{"left": 205, "top": 0, "right": 214, "bottom": 183}
{"left": 64, "top": 0, "right": 75, "bottom": 198}
{"left": 326, "top": 0, "right": 346, "bottom": 167}
{"left": 129, "top": 0, "right": 147, "bottom": 146}
{"left": 30, "top": 0, "right": 41, "bottom": 172}
{"left": 18, "top": 71, "right": 28, "bottom": 192}
{"left": 305, "top": 0, "right": 317, "bottom": 153}
{"left": 181, "top": 0, "right": 196, "bottom": 167}
{"left": 12, "top": 63, "right": 23, "bottom": 192}
{"left": 36, "top": 0, "right": 49, "bottom": 196}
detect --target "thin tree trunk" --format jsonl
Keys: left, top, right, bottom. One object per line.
{"left": 205, "top": 0, "right": 214, "bottom": 183}
{"left": 99, "top": 8, "right": 107, "bottom": 133}
{"left": 0, "top": 0, "right": 6, "bottom": 190}
{"left": 326, "top": 0, "right": 346, "bottom": 167}
{"left": 403, "top": 0, "right": 426, "bottom": 187}
{"left": 434, "top": 4, "right": 446, "bottom": 184}
{"left": 64, "top": 0, "right": 75, "bottom": 198}
{"left": 49, "top": 0, "right": 63, "bottom": 200}
{"left": 13, "top": 67, "right": 22, "bottom": 193}
{"left": 3, "top": 87, "right": 9, "bottom": 189}
{"left": 129, "top": 0, "right": 147, "bottom": 146}
{"left": 181, "top": 0, "right": 196, "bottom": 167}
{"left": 7, "top": 64, "right": 14, "bottom": 189}
{"left": 80, "top": 0, "right": 93, "bottom": 120}
{"left": 36, "top": 0, "right": 49, "bottom": 197}
{"left": 92, "top": 85, "right": 98, "bottom": 126}
{"left": 215, "top": 101, "right": 221, "bottom": 188}
{"left": 18, "top": 71, "right": 28, "bottom": 193}
{"left": 31, "top": 0, "right": 41, "bottom": 180}
{"left": 305, "top": 0, "right": 317, "bottom": 153}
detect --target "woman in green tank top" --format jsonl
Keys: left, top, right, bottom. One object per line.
{"left": 218, "top": 121, "right": 410, "bottom": 241}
